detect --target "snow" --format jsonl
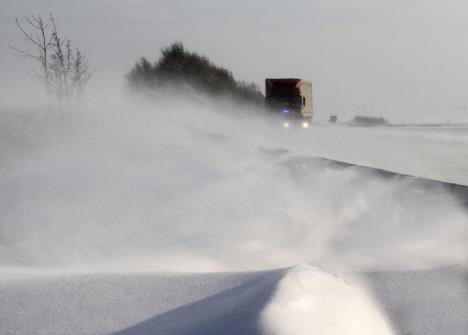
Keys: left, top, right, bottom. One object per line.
{"left": 0, "top": 270, "right": 283, "bottom": 335}
{"left": 366, "top": 266, "right": 468, "bottom": 335}
{"left": 260, "top": 266, "right": 394, "bottom": 335}
{"left": 0, "top": 95, "right": 467, "bottom": 334}
{"left": 288, "top": 124, "right": 468, "bottom": 186}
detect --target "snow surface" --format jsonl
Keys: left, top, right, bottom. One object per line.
{"left": 293, "top": 124, "right": 468, "bottom": 186}
{"left": 0, "top": 95, "right": 467, "bottom": 334}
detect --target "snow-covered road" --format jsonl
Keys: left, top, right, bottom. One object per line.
{"left": 0, "top": 99, "right": 466, "bottom": 334}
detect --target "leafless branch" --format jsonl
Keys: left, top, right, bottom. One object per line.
{"left": 25, "top": 16, "right": 41, "bottom": 30}
{"left": 8, "top": 45, "right": 41, "bottom": 60}
{"left": 14, "top": 17, "right": 43, "bottom": 49}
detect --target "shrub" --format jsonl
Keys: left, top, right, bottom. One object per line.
{"left": 127, "top": 42, "right": 263, "bottom": 105}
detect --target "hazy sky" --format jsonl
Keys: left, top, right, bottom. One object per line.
{"left": 2, "top": 0, "right": 468, "bottom": 122}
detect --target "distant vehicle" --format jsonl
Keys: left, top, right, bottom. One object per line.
{"left": 352, "top": 116, "right": 387, "bottom": 126}
{"left": 265, "top": 78, "right": 313, "bottom": 128}
{"left": 329, "top": 115, "right": 337, "bottom": 123}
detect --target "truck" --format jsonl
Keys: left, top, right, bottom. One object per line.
{"left": 265, "top": 78, "right": 313, "bottom": 128}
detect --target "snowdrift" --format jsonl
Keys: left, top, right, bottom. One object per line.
{"left": 1, "top": 266, "right": 396, "bottom": 335}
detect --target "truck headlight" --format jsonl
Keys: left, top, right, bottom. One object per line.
{"left": 283, "top": 122, "right": 290, "bottom": 128}
{"left": 302, "top": 121, "right": 309, "bottom": 128}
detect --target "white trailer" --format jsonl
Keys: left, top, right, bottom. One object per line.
{"left": 298, "top": 80, "right": 313, "bottom": 119}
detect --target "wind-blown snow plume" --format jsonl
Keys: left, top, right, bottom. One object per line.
{"left": 0, "top": 92, "right": 466, "bottom": 273}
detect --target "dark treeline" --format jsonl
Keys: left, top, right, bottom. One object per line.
{"left": 127, "top": 42, "right": 264, "bottom": 105}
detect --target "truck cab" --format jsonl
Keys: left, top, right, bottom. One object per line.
{"left": 265, "top": 78, "right": 313, "bottom": 128}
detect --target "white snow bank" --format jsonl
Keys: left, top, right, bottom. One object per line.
{"left": 261, "top": 266, "right": 394, "bottom": 335}
{"left": 0, "top": 266, "right": 397, "bottom": 335}
{"left": 2, "top": 266, "right": 465, "bottom": 335}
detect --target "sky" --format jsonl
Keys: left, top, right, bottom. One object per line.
{"left": 2, "top": 0, "right": 468, "bottom": 122}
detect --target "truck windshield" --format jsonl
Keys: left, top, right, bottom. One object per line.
{"left": 268, "top": 95, "right": 302, "bottom": 108}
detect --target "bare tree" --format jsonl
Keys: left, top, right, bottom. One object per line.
{"left": 9, "top": 15, "right": 54, "bottom": 96}
{"left": 70, "top": 49, "right": 92, "bottom": 98}
{"left": 9, "top": 14, "right": 93, "bottom": 111}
